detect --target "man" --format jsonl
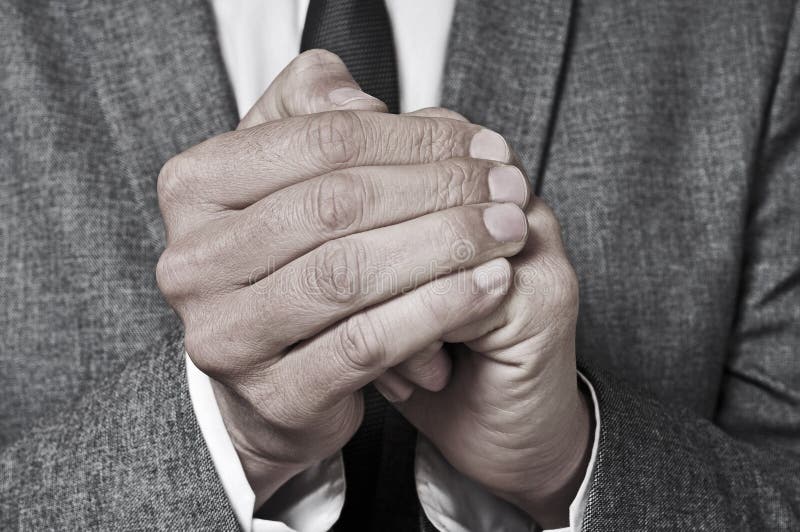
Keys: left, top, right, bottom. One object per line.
{"left": 1, "top": 0, "right": 798, "bottom": 531}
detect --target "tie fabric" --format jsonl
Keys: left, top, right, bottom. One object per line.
{"left": 300, "top": 0, "right": 401, "bottom": 113}
{"left": 300, "top": 1, "right": 418, "bottom": 529}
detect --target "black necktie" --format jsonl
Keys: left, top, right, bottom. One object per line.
{"left": 301, "top": 0, "right": 400, "bottom": 113}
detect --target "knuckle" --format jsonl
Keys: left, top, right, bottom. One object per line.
{"left": 307, "top": 111, "right": 365, "bottom": 166}
{"left": 417, "top": 356, "right": 450, "bottom": 392}
{"left": 291, "top": 49, "right": 342, "bottom": 73}
{"left": 416, "top": 286, "right": 451, "bottom": 324}
{"left": 431, "top": 159, "right": 481, "bottom": 209}
{"left": 416, "top": 118, "right": 459, "bottom": 162}
{"left": 437, "top": 210, "right": 478, "bottom": 266}
{"left": 234, "top": 127, "right": 271, "bottom": 169}
{"left": 185, "top": 314, "right": 258, "bottom": 382}
{"left": 311, "top": 171, "right": 365, "bottom": 234}
{"left": 245, "top": 197, "right": 281, "bottom": 248}
{"left": 156, "top": 237, "right": 220, "bottom": 301}
{"left": 156, "top": 246, "right": 190, "bottom": 302}
{"left": 285, "top": 50, "right": 346, "bottom": 114}
{"left": 157, "top": 154, "right": 192, "bottom": 208}
{"left": 425, "top": 365, "right": 450, "bottom": 392}
{"left": 185, "top": 328, "right": 228, "bottom": 379}
{"left": 336, "top": 316, "right": 385, "bottom": 371}
{"left": 308, "top": 239, "right": 365, "bottom": 304}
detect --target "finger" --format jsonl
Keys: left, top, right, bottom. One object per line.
{"left": 265, "top": 259, "right": 513, "bottom": 415}
{"left": 170, "top": 158, "right": 530, "bottom": 284}
{"left": 442, "top": 314, "right": 505, "bottom": 344}
{"left": 159, "top": 112, "right": 513, "bottom": 210}
{"left": 238, "top": 49, "right": 387, "bottom": 129}
{"left": 391, "top": 341, "right": 452, "bottom": 393}
{"left": 403, "top": 108, "right": 533, "bottom": 175}
{"left": 374, "top": 371, "right": 416, "bottom": 403}
{"left": 403, "top": 108, "right": 534, "bottom": 176}
{"left": 375, "top": 341, "right": 449, "bottom": 403}
{"left": 447, "top": 196, "right": 579, "bottom": 360}
{"left": 193, "top": 203, "right": 527, "bottom": 368}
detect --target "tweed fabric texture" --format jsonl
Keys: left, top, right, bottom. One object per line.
{"left": 1, "top": 0, "right": 240, "bottom": 529}
{"left": 2, "top": 0, "right": 800, "bottom": 530}
{"left": 441, "top": 0, "right": 800, "bottom": 529}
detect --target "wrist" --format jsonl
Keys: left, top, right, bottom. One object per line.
{"left": 509, "top": 384, "right": 594, "bottom": 528}
{"left": 210, "top": 379, "right": 310, "bottom": 510}
{"left": 236, "top": 443, "right": 309, "bottom": 511}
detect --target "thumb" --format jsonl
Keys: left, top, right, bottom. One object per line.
{"left": 238, "top": 49, "right": 387, "bottom": 129}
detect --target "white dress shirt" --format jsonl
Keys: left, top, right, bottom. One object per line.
{"left": 190, "top": 1, "right": 601, "bottom": 530}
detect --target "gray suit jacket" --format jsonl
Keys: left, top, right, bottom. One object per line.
{"left": 2, "top": 0, "right": 799, "bottom": 530}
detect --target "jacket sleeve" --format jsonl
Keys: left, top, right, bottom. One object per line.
{"left": 579, "top": 4, "right": 800, "bottom": 530}
{"left": 0, "top": 330, "right": 240, "bottom": 531}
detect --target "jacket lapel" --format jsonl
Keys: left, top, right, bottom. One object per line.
{"left": 441, "top": 0, "right": 575, "bottom": 190}
{"left": 75, "top": 0, "right": 239, "bottom": 250}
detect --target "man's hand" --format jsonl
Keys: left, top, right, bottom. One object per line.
{"left": 156, "top": 50, "right": 531, "bottom": 509}
{"left": 245, "top": 54, "right": 592, "bottom": 527}
{"left": 397, "top": 189, "right": 592, "bottom": 529}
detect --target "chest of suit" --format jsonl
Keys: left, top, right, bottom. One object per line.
{"left": 0, "top": 0, "right": 781, "bottom": 479}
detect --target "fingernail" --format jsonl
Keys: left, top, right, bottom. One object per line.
{"left": 488, "top": 166, "right": 529, "bottom": 207}
{"left": 374, "top": 376, "right": 413, "bottom": 403}
{"left": 329, "top": 87, "right": 381, "bottom": 106}
{"left": 483, "top": 204, "right": 527, "bottom": 242}
{"left": 469, "top": 129, "right": 511, "bottom": 162}
{"left": 472, "top": 258, "right": 511, "bottom": 294}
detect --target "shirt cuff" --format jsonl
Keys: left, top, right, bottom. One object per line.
{"left": 415, "top": 372, "right": 601, "bottom": 532}
{"left": 185, "top": 354, "right": 346, "bottom": 532}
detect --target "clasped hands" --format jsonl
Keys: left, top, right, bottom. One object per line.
{"left": 157, "top": 50, "right": 591, "bottom": 529}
